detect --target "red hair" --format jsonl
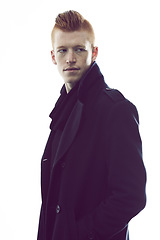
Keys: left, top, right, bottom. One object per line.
{"left": 51, "top": 10, "right": 95, "bottom": 47}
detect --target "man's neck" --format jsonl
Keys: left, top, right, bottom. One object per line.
{"left": 65, "top": 82, "right": 77, "bottom": 94}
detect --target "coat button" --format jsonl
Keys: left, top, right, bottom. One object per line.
{"left": 61, "top": 162, "right": 65, "bottom": 168}
{"left": 56, "top": 205, "right": 61, "bottom": 214}
{"left": 42, "top": 158, "right": 48, "bottom": 162}
{"left": 88, "top": 232, "right": 95, "bottom": 240}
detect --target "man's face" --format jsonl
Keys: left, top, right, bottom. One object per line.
{"left": 51, "top": 29, "right": 98, "bottom": 90}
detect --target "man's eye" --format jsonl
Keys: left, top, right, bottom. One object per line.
{"left": 58, "top": 49, "right": 67, "bottom": 53}
{"left": 75, "top": 48, "right": 85, "bottom": 52}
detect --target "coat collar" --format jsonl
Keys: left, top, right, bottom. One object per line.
{"left": 77, "top": 62, "right": 107, "bottom": 103}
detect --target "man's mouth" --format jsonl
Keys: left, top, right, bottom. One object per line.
{"left": 64, "top": 67, "right": 80, "bottom": 72}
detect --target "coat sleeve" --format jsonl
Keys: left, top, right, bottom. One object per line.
{"left": 77, "top": 100, "right": 147, "bottom": 239}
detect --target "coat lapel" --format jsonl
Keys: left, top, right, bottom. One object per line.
{"left": 52, "top": 100, "right": 83, "bottom": 168}
{"left": 51, "top": 63, "right": 105, "bottom": 170}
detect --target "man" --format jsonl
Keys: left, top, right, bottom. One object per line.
{"left": 37, "top": 10, "right": 146, "bottom": 240}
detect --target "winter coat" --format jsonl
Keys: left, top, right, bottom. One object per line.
{"left": 37, "top": 62, "right": 146, "bottom": 240}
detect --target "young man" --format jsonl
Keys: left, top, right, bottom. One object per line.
{"left": 37, "top": 10, "right": 146, "bottom": 240}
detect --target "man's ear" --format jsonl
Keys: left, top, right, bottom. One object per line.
{"left": 51, "top": 50, "right": 57, "bottom": 65}
{"left": 92, "top": 46, "right": 98, "bottom": 62}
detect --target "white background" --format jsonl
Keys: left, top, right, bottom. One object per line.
{"left": 0, "top": 0, "right": 160, "bottom": 239}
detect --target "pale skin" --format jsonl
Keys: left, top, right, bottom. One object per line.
{"left": 51, "top": 29, "right": 98, "bottom": 93}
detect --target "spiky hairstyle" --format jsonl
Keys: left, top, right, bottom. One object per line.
{"left": 51, "top": 10, "right": 95, "bottom": 47}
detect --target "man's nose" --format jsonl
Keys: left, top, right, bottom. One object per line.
{"left": 66, "top": 50, "right": 76, "bottom": 64}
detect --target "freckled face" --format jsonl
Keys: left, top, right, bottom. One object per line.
{"left": 51, "top": 30, "right": 96, "bottom": 88}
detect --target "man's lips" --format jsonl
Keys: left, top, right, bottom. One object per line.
{"left": 63, "top": 67, "right": 80, "bottom": 72}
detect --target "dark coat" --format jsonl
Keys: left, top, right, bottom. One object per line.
{"left": 37, "top": 63, "right": 146, "bottom": 240}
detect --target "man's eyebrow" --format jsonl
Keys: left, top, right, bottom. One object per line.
{"left": 74, "top": 45, "right": 86, "bottom": 48}
{"left": 56, "top": 45, "right": 86, "bottom": 49}
{"left": 56, "top": 46, "right": 66, "bottom": 49}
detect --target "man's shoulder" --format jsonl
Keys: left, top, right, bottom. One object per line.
{"left": 95, "top": 88, "right": 126, "bottom": 109}
{"left": 98, "top": 87, "right": 138, "bottom": 122}
{"left": 95, "top": 87, "right": 137, "bottom": 118}
{"left": 103, "top": 88, "right": 125, "bottom": 103}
